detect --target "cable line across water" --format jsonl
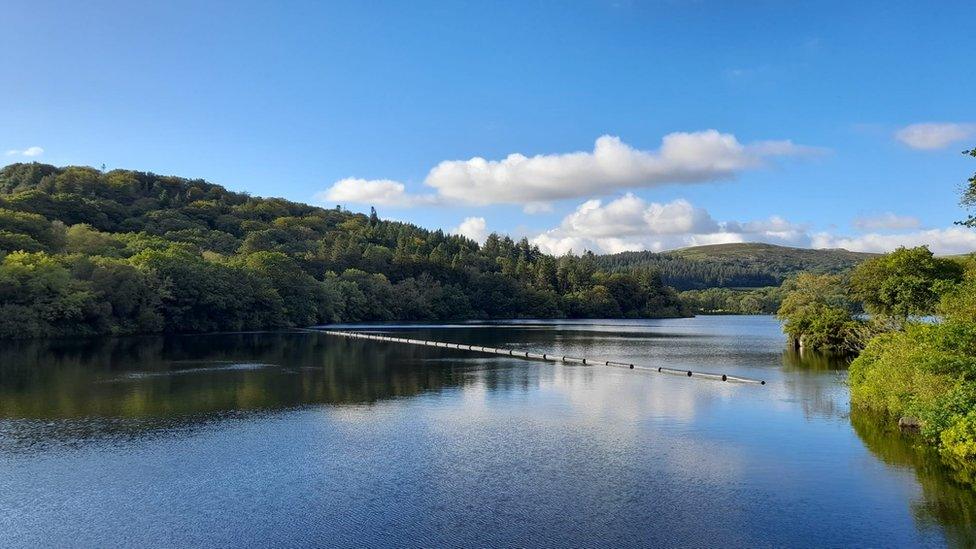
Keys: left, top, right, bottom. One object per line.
{"left": 317, "top": 329, "right": 766, "bottom": 386}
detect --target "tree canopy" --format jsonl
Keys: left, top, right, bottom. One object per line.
{"left": 849, "top": 246, "right": 963, "bottom": 320}
{"left": 0, "top": 163, "right": 688, "bottom": 338}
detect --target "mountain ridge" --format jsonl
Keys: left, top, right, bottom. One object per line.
{"left": 595, "top": 242, "right": 877, "bottom": 290}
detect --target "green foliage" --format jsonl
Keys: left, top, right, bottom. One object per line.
{"left": 779, "top": 247, "right": 964, "bottom": 354}
{"left": 72, "top": 255, "right": 165, "bottom": 334}
{"left": 679, "top": 286, "right": 783, "bottom": 314}
{"left": 0, "top": 163, "right": 689, "bottom": 338}
{"left": 937, "top": 257, "right": 976, "bottom": 323}
{"left": 237, "top": 252, "right": 327, "bottom": 326}
{"left": 957, "top": 147, "right": 976, "bottom": 227}
{"left": 64, "top": 224, "right": 126, "bottom": 256}
{"left": 941, "top": 410, "right": 976, "bottom": 465}
{"left": 597, "top": 242, "right": 875, "bottom": 290}
{"left": 0, "top": 252, "right": 98, "bottom": 338}
{"left": 0, "top": 230, "right": 46, "bottom": 252}
{"left": 130, "top": 247, "right": 286, "bottom": 332}
{"left": 776, "top": 273, "right": 867, "bottom": 353}
{"left": 849, "top": 320, "right": 976, "bottom": 479}
{"left": 850, "top": 246, "right": 963, "bottom": 320}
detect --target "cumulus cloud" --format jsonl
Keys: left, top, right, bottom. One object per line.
{"left": 852, "top": 212, "right": 921, "bottom": 231}
{"left": 895, "top": 122, "right": 976, "bottom": 150}
{"left": 451, "top": 216, "right": 488, "bottom": 243}
{"left": 530, "top": 195, "right": 809, "bottom": 255}
{"left": 557, "top": 194, "right": 718, "bottom": 239}
{"left": 318, "top": 130, "right": 821, "bottom": 208}
{"left": 426, "top": 132, "right": 820, "bottom": 205}
{"left": 527, "top": 195, "right": 976, "bottom": 256}
{"left": 316, "top": 177, "right": 436, "bottom": 207}
{"left": 812, "top": 228, "right": 976, "bottom": 256}
{"left": 5, "top": 146, "right": 43, "bottom": 157}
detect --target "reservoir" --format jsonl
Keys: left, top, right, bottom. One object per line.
{"left": 1, "top": 316, "right": 973, "bottom": 547}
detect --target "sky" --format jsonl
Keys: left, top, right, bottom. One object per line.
{"left": 3, "top": 0, "right": 976, "bottom": 254}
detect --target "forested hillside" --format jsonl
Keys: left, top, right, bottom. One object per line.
{"left": 0, "top": 163, "right": 687, "bottom": 338}
{"left": 597, "top": 243, "right": 876, "bottom": 290}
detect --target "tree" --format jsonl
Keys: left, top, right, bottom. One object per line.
{"left": 777, "top": 273, "right": 864, "bottom": 353}
{"left": 239, "top": 251, "right": 327, "bottom": 326}
{"left": 0, "top": 252, "right": 98, "bottom": 338}
{"left": 64, "top": 224, "right": 126, "bottom": 256}
{"left": 71, "top": 255, "right": 164, "bottom": 333}
{"left": 849, "top": 246, "right": 963, "bottom": 320}
{"left": 958, "top": 147, "right": 976, "bottom": 227}
{"left": 533, "top": 256, "right": 557, "bottom": 290}
{"left": 130, "top": 247, "right": 285, "bottom": 332}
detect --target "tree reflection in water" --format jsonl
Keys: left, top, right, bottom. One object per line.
{"left": 850, "top": 411, "right": 976, "bottom": 547}
{"left": 784, "top": 345, "right": 976, "bottom": 543}
{"left": 0, "top": 331, "right": 477, "bottom": 450}
{"left": 779, "top": 347, "right": 851, "bottom": 420}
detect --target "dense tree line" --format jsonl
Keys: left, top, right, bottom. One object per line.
{"left": 596, "top": 243, "right": 873, "bottom": 290}
{"left": 0, "top": 163, "right": 688, "bottom": 339}
{"left": 596, "top": 251, "right": 778, "bottom": 289}
{"left": 679, "top": 286, "right": 784, "bottom": 314}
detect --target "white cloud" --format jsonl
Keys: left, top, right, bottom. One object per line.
{"left": 451, "top": 216, "right": 488, "bottom": 243}
{"left": 526, "top": 195, "right": 976, "bottom": 256}
{"left": 895, "top": 122, "right": 976, "bottom": 150}
{"left": 530, "top": 195, "right": 808, "bottom": 255}
{"left": 318, "top": 130, "right": 822, "bottom": 209}
{"left": 852, "top": 212, "right": 921, "bottom": 231}
{"left": 316, "top": 177, "right": 436, "bottom": 207}
{"left": 812, "top": 228, "right": 976, "bottom": 255}
{"left": 732, "top": 215, "right": 810, "bottom": 243}
{"left": 5, "top": 146, "right": 43, "bottom": 157}
{"left": 425, "top": 132, "right": 821, "bottom": 205}
{"left": 557, "top": 194, "right": 718, "bottom": 239}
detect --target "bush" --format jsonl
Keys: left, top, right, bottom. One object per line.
{"left": 942, "top": 411, "right": 976, "bottom": 465}
{"left": 849, "top": 320, "right": 976, "bottom": 477}
{"left": 777, "top": 273, "right": 866, "bottom": 353}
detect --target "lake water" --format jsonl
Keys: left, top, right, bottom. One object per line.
{"left": 1, "top": 316, "right": 974, "bottom": 547}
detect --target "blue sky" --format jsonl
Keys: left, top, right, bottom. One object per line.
{"left": 3, "top": 0, "right": 975, "bottom": 253}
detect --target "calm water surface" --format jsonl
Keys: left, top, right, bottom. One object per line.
{"left": 1, "top": 316, "right": 974, "bottom": 547}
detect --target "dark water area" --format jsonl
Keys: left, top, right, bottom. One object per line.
{"left": 1, "top": 316, "right": 973, "bottom": 547}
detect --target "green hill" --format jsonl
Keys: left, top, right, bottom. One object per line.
{"left": 596, "top": 243, "right": 877, "bottom": 290}
{"left": 670, "top": 242, "right": 877, "bottom": 272}
{"left": 0, "top": 163, "right": 688, "bottom": 338}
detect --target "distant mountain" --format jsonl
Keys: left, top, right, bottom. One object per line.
{"left": 595, "top": 243, "right": 877, "bottom": 290}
